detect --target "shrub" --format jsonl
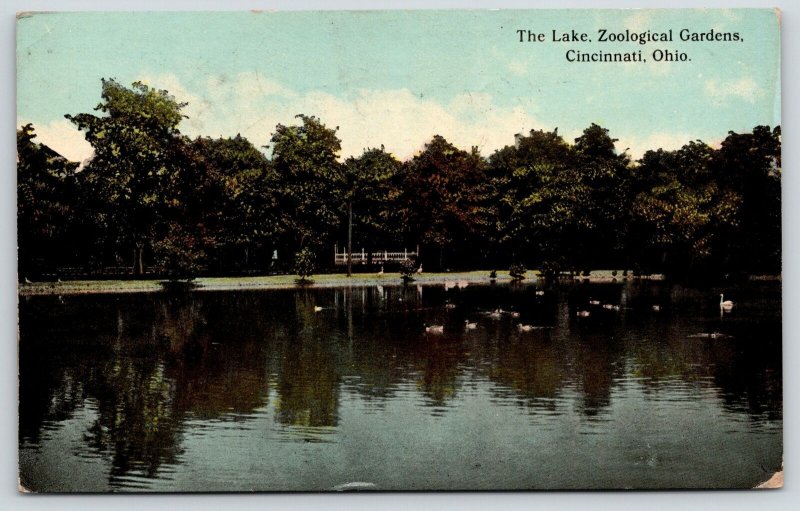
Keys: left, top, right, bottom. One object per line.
{"left": 400, "top": 259, "right": 416, "bottom": 282}
{"left": 489, "top": 269, "right": 497, "bottom": 279}
{"left": 293, "top": 247, "right": 317, "bottom": 281}
{"left": 153, "top": 224, "right": 206, "bottom": 282}
{"left": 612, "top": 270, "right": 618, "bottom": 277}
{"left": 538, "top": 260, "right": 561, "bottom": 280}
{"left": 509, "top": 263, "right": 526, "bottom": 280}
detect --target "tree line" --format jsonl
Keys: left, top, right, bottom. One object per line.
{"left": 17, "top": 79, "right": 781, "bottom": 281}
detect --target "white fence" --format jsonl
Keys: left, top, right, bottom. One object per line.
{"left": 334, "top": 247, "right": 418, "bottom": 265}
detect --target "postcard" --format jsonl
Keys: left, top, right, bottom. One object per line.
{"left": 17, "top": 9, "right": 782, "bottom": 492}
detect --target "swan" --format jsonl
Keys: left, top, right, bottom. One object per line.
{"left": 651, "top": 304, "right": 661, "bottom": 312}
{"left": 464, "top": 320, "right": 477, "bottom": 330}
{"left": 588, "top": 299, "right": 601, "bottom": 306}
{"left": 517, "top": 323, "right": 534, "bottom": 332}
{"left": 415, "top": 264, "right": 423, "bottom": 274}
{"left": 509, "top": 311, "right": 520, "bottom": 318}
{"left": 535, "top": 290, "right": 545, "bottom": 296}
{"left": 377, "top": 266, "right": 384, "bottom": 275}
{"left": 719, "top": 294, "right": 734, "bottom": 311}
{"left": 602, "top": 304, "right": 620, "bottom": 311}
{"left": 576, "top": 310, "right": 591, "bottom": 318}
{"left": 314, "top": 306, "right": 324, "bottom": 312}
{"left": 425, "top": 324, "right": 444, "bottom": 334}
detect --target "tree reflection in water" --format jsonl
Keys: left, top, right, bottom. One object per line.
{"left": 19, "top": 281, "right": 782, "bottom": 490}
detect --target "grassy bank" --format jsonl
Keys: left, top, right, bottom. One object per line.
{"left": 17, "top": 269, "right": 666, "bottom": 296}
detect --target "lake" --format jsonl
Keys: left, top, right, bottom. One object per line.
{"left": 18, "top": 280, "right": 782, "bottom": 491}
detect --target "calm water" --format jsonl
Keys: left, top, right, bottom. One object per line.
{"left": 18, "top": 281, "right": 782, "bottom": 491}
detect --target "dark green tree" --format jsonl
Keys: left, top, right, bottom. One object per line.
{"left": 17, "top": 124, "right": 80, "bottom": 279}
{"left": 572, "top": 123, "right": 633, "bottom": 269}
{"left": 398, "top": 135, "right": 492, "bottom": 269}
{"left": 189, "top": 135, "right": 282, "bottom": 272}
{"left": 488, "top": 128, "right": 578, "bottom": 271}
{"left": 342, "top": 146, "right": 402, "bottom": 265}
{"left": 629, "top": 142, "right": 733, "bottom": 275}
{"left": 711, "top": 126, "right": 781, "bottom": 274}
{"left": 270, "top": 115, "right": 343, "bottom": 262}
{"left": 67, "top": 79, "right": 189, "bottom": 274}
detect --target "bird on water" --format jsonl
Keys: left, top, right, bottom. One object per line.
{"left": 719, "top": 294, "right": 734, "bottom": 311}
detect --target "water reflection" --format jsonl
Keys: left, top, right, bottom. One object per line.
{"left": 19, "top": 281, "right": 782, "bottom": 491}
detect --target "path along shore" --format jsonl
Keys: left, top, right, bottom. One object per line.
{"left": 17, "top": 271, "right": 670, "bottom": 296}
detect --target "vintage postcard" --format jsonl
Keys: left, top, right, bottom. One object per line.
{"left": 17, "top": 9, "right": 781, "bottom": 492}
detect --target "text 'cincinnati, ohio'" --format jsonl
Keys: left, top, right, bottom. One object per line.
{"left": 565, "top": 48, "right": 691, "bottom": 62}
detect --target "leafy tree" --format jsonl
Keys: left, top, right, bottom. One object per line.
{"left": 66, "top": 79, "right": 189, "bottom": 274}
{"left": 572, "top": 123, "right": 633, "bottom": 268}
{"left": 398, "top": 135, "right": 492, "bottom": 269}
{"left": 342, "top": 146, "right": 402, "bottom": 263}
{"left": 270, "top": 115, "right": 343, "bottom": 260}
{"left": 488, "top": 128, "right": 579, "bottom": 269}
{"left": 189, "top": 135, "right": 281, "bottom": 272}
{"left": 17, "top": 124, "right": 80, "bottom": 278}
{"left": 630, "top": 141, "right": 740, "bottom": 276}
{"left": 711, "top": 126, "right": 781, "bottom": 274}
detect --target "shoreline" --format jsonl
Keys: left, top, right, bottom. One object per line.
{"left": 17, "top": 271, "right": 694, "bottom": 297}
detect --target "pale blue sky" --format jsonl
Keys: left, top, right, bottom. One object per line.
{"left": 16, "top": 9, "right": 780, "bottom": 161}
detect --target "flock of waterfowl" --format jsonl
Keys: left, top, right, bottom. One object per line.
{"left": 313, "top": 283, "right": 737, "bottom": 341}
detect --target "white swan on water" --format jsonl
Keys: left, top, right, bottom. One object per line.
{"left": 719, "top": 294, "right": 734, "bottom": 311}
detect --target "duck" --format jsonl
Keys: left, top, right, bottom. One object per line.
{"left": 425, "top": 324, "right": 444, "bottom": 334}
{"left": 486, "top": 308, "right": 504, "bottom": 320}
{"left": 445, "top": 303, "right": 457, "bottom": 309}
{"left": 535, "top": 290, "right": 545, "bottom": 296}
{"left": 651, "top": 304, "right": 661, "bottom": 312}
{"left": 602, "top": 304, "right": 620, "bottom": 311}
{"left": 464, "top": 320, "right": 477, "bottom": 330}
{"left": 509, "top": 311, "right": 520, "bottom": 318}
{"left": 588, "top": 299, "right": 601, "bottom": 306}
{"left": 576, "top": 310, "right": 591, "bottom": 318}
{"left": 719, "top": 294, "right": 734, "bottom": 311}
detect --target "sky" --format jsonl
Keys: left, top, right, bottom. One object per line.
{"left": 16, "top": 9, "right": 781, "bottom": 163}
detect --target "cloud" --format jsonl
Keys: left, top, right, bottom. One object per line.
{"left": 18, "top": 118, "right": 94, "bottom": 163}
{"left": 138, "top": 72, "right": 544, "bottom": 160}
{"left": 704, "top": 77, "right": 762, "bottom": 104}
{"left": 617, "top": 131, "right": 698, "bottom": 160}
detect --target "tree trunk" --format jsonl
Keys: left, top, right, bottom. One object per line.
{"left": 132, "top": 242, "right": 144, "bottom": 275}
{"left": 347, "top": 201, "right": 353, "bottom": 277}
